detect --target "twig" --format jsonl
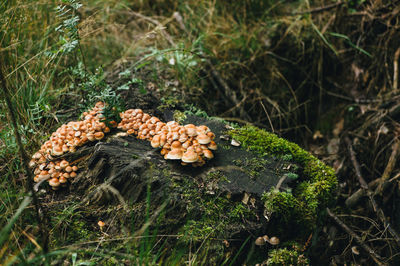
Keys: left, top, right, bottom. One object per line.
{"left": 327, "top": 208, "right": 385, "bottom": 265}
{"left": 345, "top": 136, "right": 368, "bottom": 190}
{"left": 0, "top": 63, "right": 49, "bottom": 252}
{"left": 345, "top": 136, "right": 400, "bottom": 245}
{"left": 393, "top": 48, "right": 400, "bottom": 92}
{"left": 345, "top": 179, "right": 379, "bottom": 209}
{"left": 375, "top": 139, "right": 399, "bottom": 195}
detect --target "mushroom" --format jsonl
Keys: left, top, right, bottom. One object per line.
{"left": 208, "top": 141, "right": 217, "bottom": 151}
{"left": 49, "top": 178, "right": 60, "bottom": 190}
{"left": 182, "top": 148, "right": 199, "bottom": 163}
{"left": 203, "top": 149, "right": 214, "bottom": 160}
{"left": 94, "top": 132, "right": 104, "bottom": 140}
{"left": 165, "top": 148, "right": 183, "bottom": 160}
{"left": 255, "top": 237, "right": 266, "bottom": 246}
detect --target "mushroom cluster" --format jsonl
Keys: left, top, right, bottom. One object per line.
{"left": 29, "top": 102, "right": 114, "bottom": 189}
{"left": 118, "top": 109, "right": 217, "bottom": 167}
{"left": 30, "top": 102, "right": 218, "bottom": 189}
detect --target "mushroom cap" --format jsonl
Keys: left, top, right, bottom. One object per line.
{"left": 39, "top": 170, "right": 51, "bottom": 181}
{"left": 208, "top": 141, "right": 217, "bottom": 151}
{"left": 49, "top": 178, "right": 60, "bottom": 187}
{"left": 185, "top": 127, "right": 197, "bottom": 137}
{"left": 171, "top": 141, "right": 182, "bottom": 149}
{"left": 255, "top": 237, "right": 266, "bottom": 246}
{"left": 98, "top": 220, "right": 105, "bottom": 227}
{"left": 182, "top": 149, "right": 199, "bottom": 163}
{"left": 94, "top": 131, "right": 104, "bottom": 140}
{"left": 165, "top": 148, "right": 183, "bottom": 160}
{"left": 65, "top": 166, "right": 72, "bottom": 173}
{"left": 203, "top": 149, "right": 214, "bottom": 159}
{"left": 51, "top": 146, "right": 64, "bottom": 156}
{"left": 160, "top": 148, "right": 168, "bottom": 156}
{"left": 60, "top": 160, "right": 69, "bottom": 169}
{"left": 197, "top": 133, "right": 211, "bottom": 145}
{"left": 197, "top": 125, "right": 210, "bottom": 133}
{"left": 267, "top": 236, "right": 280, "bottom": 245}
{"left": 59, "top": 176, "right": 67, "bottom": 184}
{"left": 151, "top": 135, "right": 161, "bottom": 148}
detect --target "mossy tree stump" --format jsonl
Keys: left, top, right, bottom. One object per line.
{"left": 44, "top": 104, "right": 336, "bottom": 264}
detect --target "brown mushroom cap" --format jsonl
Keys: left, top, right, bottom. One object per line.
{"left": 255, "top": 237, "right": 266, "bottom": 246}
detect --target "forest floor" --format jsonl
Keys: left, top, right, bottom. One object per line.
{"left": 1, "top": 0, "right": 400, "bottom": 265}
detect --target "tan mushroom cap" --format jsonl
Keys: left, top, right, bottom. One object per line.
{"left": 182, "top": 148, "right": 199, "bottom": 163}
{"left": 49, "top": 178, "right": 60, "bottom": 188}
{"left": 197, "top": 133, "right": 211, "bottom": 145}
{"left": 165, "top": 148, "right": 183, "bottom": 160}
{"left": 59, "top": 176, "right": 67, "bottom": 184}
{"left": 94, "top": 131, "right": 104, "bottom": 140}
{"left": 203, "top": 149, "right": 214, "bottom": 159}
{"left": 208, "top": 141, "right": 217, "bottom": 151}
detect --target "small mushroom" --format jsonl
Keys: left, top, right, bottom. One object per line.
{"left": 231, "top": 139, "right": 241, "bottom": 147}
{"left": 255, "top": 237, "right": 266, "bottom": 246}
{"left": 266, "top": 236, "right": 279, "bottom": 245}
{"left": 98, "top": 220, "right": 105, "bottom": 229}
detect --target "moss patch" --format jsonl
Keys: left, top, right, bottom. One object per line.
{"left": 267, "top": 247, "right": 310, "bottom": 266}
{"left": 229, "top": 126, "right": 337, "bottom": 232}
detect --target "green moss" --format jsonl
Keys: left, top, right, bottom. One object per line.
{"left": 171, "top": 170, "right": 255, "bottom": 244}
{"left": 182, "top": 198, "right": 254, "bottom": 242}
{"left": 229, "top": 126, "right": 337, "bottom": 231}
{"left": 49, "top": 204, "right": 95, "bottom": 247}
{"left": 173, "top": 110, "right": 187, "bottom": 124}
{"left": 267, "top": 248, "right": 310, "bottom": 266}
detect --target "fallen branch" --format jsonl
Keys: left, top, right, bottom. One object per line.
{"left": 345, "top": 136, "right": 400, "bottom": 245}
{"left": 326, "top": 208, "right": 385, "bottom": 265}
{"left": 375, "top": 139, "right": 399, "bottom": 195}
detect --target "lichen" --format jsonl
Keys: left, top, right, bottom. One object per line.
{"left": 229, "top": 126, "right": 337, "bottom": 231}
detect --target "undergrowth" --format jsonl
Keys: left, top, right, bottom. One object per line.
{"left": 1, "top": 0, "right": 393, "bottom": 264}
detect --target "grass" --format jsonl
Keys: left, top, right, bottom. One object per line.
{"left": 0, "top": 0, "right": 383, "bottom": 264}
